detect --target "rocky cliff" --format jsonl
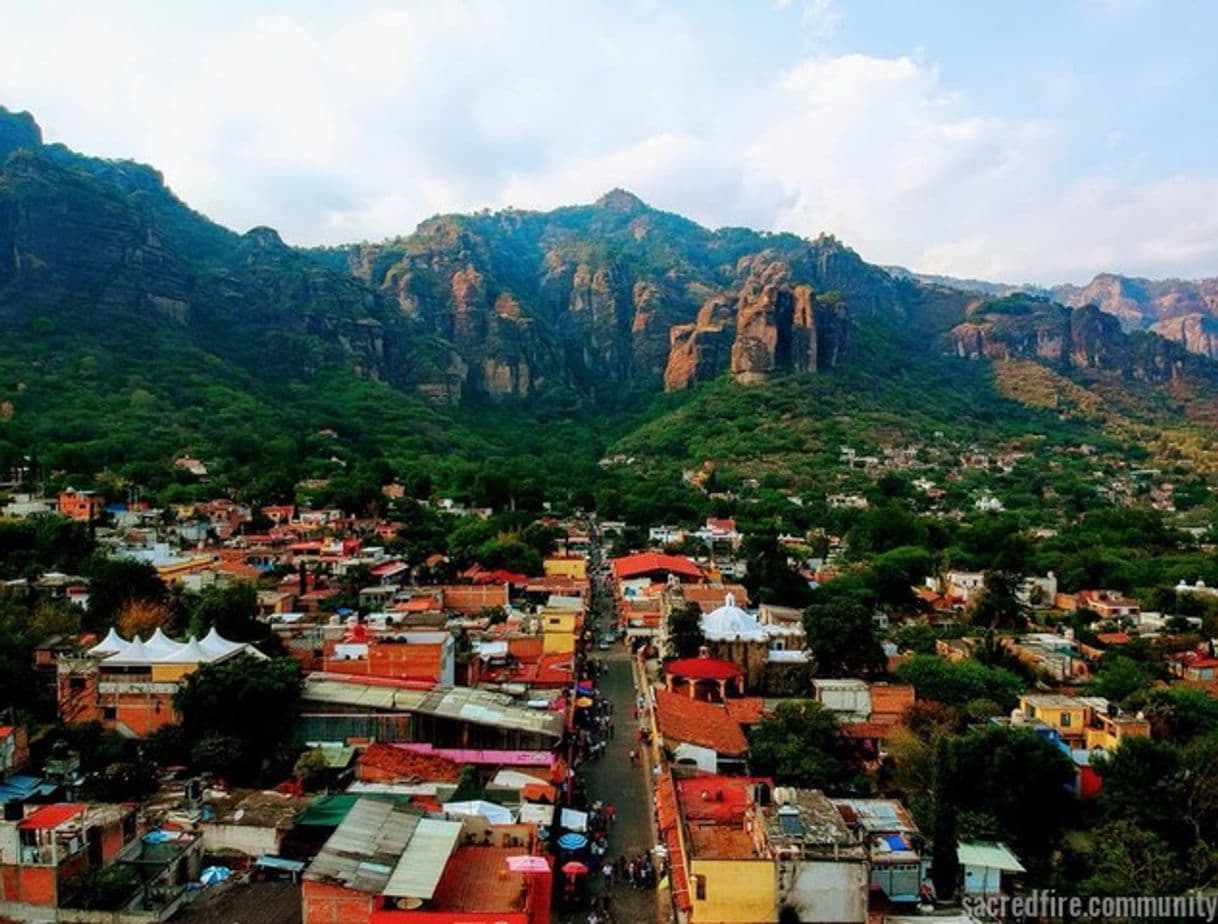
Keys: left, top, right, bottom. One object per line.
{"left": 950, "top": 296, "right": 1196, "bottom": 383}
{"left": 324, "top": 190, "right": 887, "bottom": 400}
{"left": 1148, "top": 313, "right": 1218, "bottom": 359}
{"left": 1053, "top": 273, "right": 1218, "bottom": 331}
{"left": 664, "top": 255, "right": 851, "bottom": 389}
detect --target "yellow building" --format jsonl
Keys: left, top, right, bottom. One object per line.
{"left": 690, "top": 854, "right": 775, "bottom": 924}
{"left": 543, "top": 555, "right": 587, "bottom": 581}
{"left": 1020, "top": 694, "right": 1090, "bottom": 743}
{"left": 540, "top": 607, "right": 580, "bottom": 655}
{"left": 1083, "top": 712, "right": 1150, "bottom": 751}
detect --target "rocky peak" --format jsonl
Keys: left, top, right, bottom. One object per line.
{"left": 594, "top": 188, "right": 647, "bottom": 214}
{"left": 242, "top": 226, "right": 288, "bottom": 251}
{"left": 0, "top": 106, "right": 42, "bottom": 161}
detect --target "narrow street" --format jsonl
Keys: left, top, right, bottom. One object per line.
{"left": 555, "top": 526, "right": 660, "bottom": 924}
{"left": 561, "top": 649, "right": 660, "bottom": 924}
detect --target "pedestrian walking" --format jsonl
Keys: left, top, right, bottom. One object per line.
{"left": 628, "top": 749, "right": 638, "bottom": 766}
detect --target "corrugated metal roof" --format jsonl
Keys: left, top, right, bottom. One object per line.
{"left": 301, "top": 677, "right": 563, "bottom": 740}
{"left": 384, "top": 818, "right": 463, "bottom": 899}
{"left": 957, "top": 841, "right": 1025, "bottom": 872}
{"left": 304, "top": 798, "right": 421, "bottom": 893}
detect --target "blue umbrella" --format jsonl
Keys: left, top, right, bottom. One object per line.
{"left": 199, "top": 866, "right": 231, "bottom": 886}
{"left": 557, "top": 832, "right": 588, "bottom": 851}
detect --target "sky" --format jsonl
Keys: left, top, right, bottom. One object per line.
{"left": 2, "top": 0, "right": 1216, "bottom": 285}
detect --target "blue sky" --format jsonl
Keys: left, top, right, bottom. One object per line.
{"left": 2, "top": 0, "right": 1215, "bottom": 283}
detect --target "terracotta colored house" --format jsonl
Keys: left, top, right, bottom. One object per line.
{"left": 0, "top": 803, "right": 137, "bottom": 908}
{"left": 57, "top": 490, "right": 104, "bottom": 523}
{"left": 302, "top": 798, "right": 551, "bottom": 924}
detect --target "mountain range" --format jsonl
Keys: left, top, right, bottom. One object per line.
{"left": 889, "top": 267, "right": 1218, "bottom": 359}
{"left": 3, "top": 103, "right": 1218, "bottom": 496}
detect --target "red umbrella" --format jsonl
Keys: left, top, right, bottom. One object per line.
{"left": 561, "top": 860, "right": 590, "bottom": 878}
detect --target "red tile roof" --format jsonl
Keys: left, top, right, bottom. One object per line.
{"left": 356, "top": 744, "right": 464, "bottom": 783}
{"left": 612, "top": 553, "right": 704, "bottom": 581}
{"left": 653, "top": 689, "right": 749, "bottom": 756}
{"left": 666, "top": 657, "right": 743, "bottom": 681}
{"left": 723, "top": 698, "right": 767, "bottom": 725}
{"left": 675, "top": 775, "right": 769, "bottom": 824}
{"left": 19, "top": 803, "right": 86, "bottom": 830}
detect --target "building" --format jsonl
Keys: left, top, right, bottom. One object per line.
{"left": 0, "top": 802, "right": 146, "bottom": 911}
{"left": 1016, "top": 693, "right": 1149, "bottom": 752}
{"left": 57, "top": 489, "right": 104, "bottom": 523}
{"left": 316, "top": 627, "right": 456, "bottom": 687}
{"left": 541, "top": 555, "right": 586, "bottom": 581}
{"left": 57, "top": 627, "right": 265, "bottom": 736}
{"left": 832, "top": 799, "right": 926, "bottom": 903}
{"left": 298, "top": 676, "right": 565, "bottom": 751}
{"left": 652, "top": 689, "right": 750, "bottom": 774}
{"left": 957, "top": 841, "right": 1024, "bottom": 897}
{"left": 696, "top": 595, "right": 807, "bottom": 693}
{"left": 302, "top": 797, "right": 551, "bottom": 924}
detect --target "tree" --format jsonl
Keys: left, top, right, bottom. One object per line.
{"left": 968, "top": 569, "right": 1024, "bottom": 630}
{"left": 803, "top": 603, "right": 885, "bottom": 678}
{"left": 1096, "top": 736, "right": 1188, "bottom": 843}
{"left": 895, "top": 654, "right": 1025, "bottom": 711}
{"left": 748, "top": 700, "right": 853, "bottom": 790}
{"left": 294, "top": 748, "right": 330, "bottom": 792}
{"left": 188, "top": 582, "right": 281, "bottom": 653}
{"left": 1088, "top": 654, "right": 1156, "bottom": 704}
{"left": 1084, "top": 822, "right": 1188, "bottom": 896}
{"left": 83, "top": 557, "right": 166, "bottom": 630}
{"left": 174, "top": 654, "right": 302, "bottom": 785}
{"left": 948, "top": 725, "right": 1075, "bottom": 874}
{"left": 666, "top": 602, "right": 705, "bottom": 659}
{"left": 116, "top": 599, "right": 169, "bottom": 639}
{"left": 1138, "top": 686, "right": 1218, "bottom": 744}
{"left": 742, "top": 529, "right": 813, "bottom": 607}
{"left": 930, "top": 737, "right": 959, "bottom": 899}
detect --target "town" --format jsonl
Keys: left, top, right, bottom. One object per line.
{"left": 0, "top": 425, "right": 1213, "bottom": 924}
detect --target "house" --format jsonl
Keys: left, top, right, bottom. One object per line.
{"left": 832, "top": 798, "right": 926, "bottom": 903}
{"left": 1016, "top": 693, "right": 1149, "bottom": 754}
{"left": 0, "top": 802, "right": 143, "bottom": 910}
{"left": 651, "top": 689, "right": 750, "bottom": 774}
{"left": 301, "top": 797, "right": 551, "bottom": 924}
{"left": 755, "top": 788, "right": 869, "bottom": 923}
{"left": 812, "top": 680, "right": 872, "bottom": 722}
{"left": 196, "top": 789, "right": 306, "bottom": 858}
{"left": 957, "top": 841, "right": 1024, "bottom": 897}
{"left": 673, "top": 774, "right": 776, "bottom": 924}
{"left": 317, "top": 628, "right": 456, "bottom": 687}
{"left": 542, "top": 554, "right": 586, "bottom": 581}
{"left": 0, "top": 726, "right": 29, "bottom": 775}
{"left": 57, "top": 628, "right": 265, "bottom": 736}
{"left": 298, "top": 677, "right": 564, "bottom": 752}
{"left": 57, "top": 489, "right": 104, "bottom": 523}
{"left": 1071, "top": 590, "right": 1141, "bottom": 619}
{"left": 612, "top": 553, "right": 704, "bottom": 586}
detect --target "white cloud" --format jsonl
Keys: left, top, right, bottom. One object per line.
{"left": 0, "top": 2, "right": 1215, "bottom": 284}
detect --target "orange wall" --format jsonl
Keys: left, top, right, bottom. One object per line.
{"left": 0, "top": 863, "right": 58, "bottom": 906}
{"left": 323, "top": 643, "right": 445, "bottom": 684}
{"left": 303, "top": 880, "right": 375, "bottom": 924}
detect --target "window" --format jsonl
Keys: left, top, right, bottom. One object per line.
{"left": 1061, "top": 712, "right": 1071, "bottom": 727}
{"left": 694, "top": 875, "right": 707, "bottom": 901}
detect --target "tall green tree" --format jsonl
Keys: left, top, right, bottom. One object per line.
{"left": 666, "top": 601, "right": 705, "bottom": 659}
{"left": 803, "top": 602, "right": 885, "bottom": 678}
{"left": 747, "top": 700, "right": 853, "bottom": 790}
{"left": 173, "top": 654, "right": 302, "bottom": 785}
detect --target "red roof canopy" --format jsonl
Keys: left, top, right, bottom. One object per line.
{"left": 665, "top": 657, "right": 743, "bottom": 681}
{"left": 612, "top": 552, "right": 703, "bottom": 581}
{"left": 19, "top": 803, "right": 86, "bottom": 831}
